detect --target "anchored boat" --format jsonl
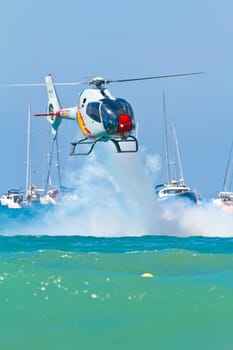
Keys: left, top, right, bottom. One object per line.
{"left": 155, "top": 93, "right": 200, "bottom": 204}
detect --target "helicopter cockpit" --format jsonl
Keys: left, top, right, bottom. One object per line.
{"left": 86, "top": 98, "right": 135, "bottom": 136}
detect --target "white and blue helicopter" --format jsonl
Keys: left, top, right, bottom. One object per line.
{"left": 3, "top": 72, "right": 203, "bottom": 155}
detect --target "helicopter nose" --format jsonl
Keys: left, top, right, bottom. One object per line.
{"left": 117, "top": 114, "right": 132, "bottom": 134}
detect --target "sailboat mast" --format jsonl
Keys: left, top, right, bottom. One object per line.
{"left": 25, "top": 102, "right": 31, "bottom": 197}
{"left": 163, "top": 92, "right": 171, "bottom": 184}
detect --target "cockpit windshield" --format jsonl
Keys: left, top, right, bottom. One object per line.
{"left": 101, "top": 98, "right": 135, "bottom": 134}
{"left": 115, "top": 98, "right": 134, "bottom": 116}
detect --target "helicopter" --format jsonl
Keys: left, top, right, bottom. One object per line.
{"left": 2, "top": 72, "right": 203, "bottom": 155}
{"left": 35, "top": 74, "right": 140, "bottom": 155}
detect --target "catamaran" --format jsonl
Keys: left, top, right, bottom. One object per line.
{"left": 0, "top": 189, "right": 26, "bottom": 209}
{"left": 155, "top": 93, "right": 201, "bottom": 204}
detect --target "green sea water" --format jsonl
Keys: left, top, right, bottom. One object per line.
{"left": 1, "top": 115, "right": 233, "bottom": 349}
{"left": 0, "top": 236, "right": 233, "bottom": 350}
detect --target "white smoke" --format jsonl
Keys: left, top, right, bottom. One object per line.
{"left": 9, "top": 142, "right": 233, "bottom": 237}
{"left": 41, "top": 143, "right": 161, "bottom": 236}
{"left": 162, "top": 201, "right": 233, "bottom": 237}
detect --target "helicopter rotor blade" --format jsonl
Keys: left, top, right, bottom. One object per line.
{"left": 0, "top": 82, "right": 84, "bottom": 87}
{"left": 0, "top": 72, "right": 203, "bottom": 88}
{"left": 0, "top": 83, "right": 46, "bottom": 87}
{"left": 53, "top": 82, "right": 84, "bottom": 86}
{"left": 105, "top": 72, "right": 204, "bottom": 84}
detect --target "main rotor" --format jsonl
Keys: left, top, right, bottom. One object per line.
{"left": 87, "top": 77, "right": 107, "bottom": 88}
{"left": 0, "top": 72, "right": 203, "bottom": 89}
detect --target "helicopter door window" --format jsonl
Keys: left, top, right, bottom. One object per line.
{"left": 86, "top": 102, "right": 101, "bottom": 123}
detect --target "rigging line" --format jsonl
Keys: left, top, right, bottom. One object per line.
{"left": 229, "top": 161, "right": 233, "bottom": 191}
{"left": 222, "top": 140, "right": 233, "bottom": 192}
{"left": 55, "top": 136, "right": 62, "bottom": 188}
{"left": 45, "top": 132, "right": 57, "bottom": 194}
{"left": 171, "top": 118, "right": 184, "bottom": 184}
{"left": 162, "top": 92, "right": 171, "bottom": 184}
{"left": 25, "top": 101, "right": 31, "bottom": 197}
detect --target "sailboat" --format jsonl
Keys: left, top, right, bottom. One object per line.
{"left": 0, "top": 103, "right": 63, "bottom": 208}
{"left": 25, "top": 109, "right": 61, "bottom": 206}
{"left": 0, "top": 103, "right": 33, "bottom": 209}
{"left": 155, "top": 93, "right": 201, "bottom": 204}
{"left": 0, "top": 188, "right": 25, "bottom": 209}
{"left": 213, "top": 141, "right": 233, "bottom": 212}
{"left": 24, "top": 102, "right": 45, "bottom": 206}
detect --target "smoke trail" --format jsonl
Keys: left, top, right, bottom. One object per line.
{"left": 40, "top": 143, "right": 162, "bottom": 236}
{"left": 42, "top": 140, "right": 233, "bottom": 237}
{"left": 159, "top": 200, "right": 233, "bottom": 237}
{"left": 1, "top": 143, "right": 233, "bottom": 237}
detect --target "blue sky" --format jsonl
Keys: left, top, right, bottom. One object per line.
{"left": 0, "top": 0, "right": 232, "bottom": 199}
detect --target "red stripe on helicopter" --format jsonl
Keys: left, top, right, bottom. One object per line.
{"left": 34, "top": 110, "right": 61, "bottom": 117}
{"left": 34, "top": 110, "right": 70, "bottom": 118}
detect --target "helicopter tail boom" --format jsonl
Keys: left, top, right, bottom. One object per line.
{"left": 34, "top": 109, "right": 76, "bottom": 120}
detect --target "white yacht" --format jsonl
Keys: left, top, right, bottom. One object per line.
{"left": 213, "top": 192, "right": 233, "bottom": 212}
{"left": 0, "top": 189, "right": 26, "bottom": 209}
{"left": 155, "top": 93, "right": 201, "bottom": 204}
{"left": 156, "top": 181, "right": 200, "bottom": 203}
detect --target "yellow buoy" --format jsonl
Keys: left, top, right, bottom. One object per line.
{"left": 141, "top": 272, "right": 154, "bottom": 278}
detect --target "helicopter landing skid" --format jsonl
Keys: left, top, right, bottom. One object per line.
{"left": 110, "top": 135, "right": 138, "bottom": 153}
{"left": 70, "top": 135, "right": 138, "bottom": 156}
{"left": 70, "top": 137, "right": 104, "bottom": 156}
